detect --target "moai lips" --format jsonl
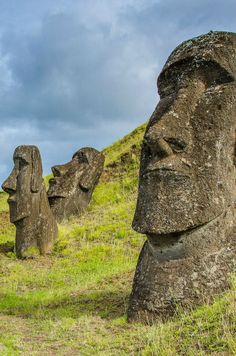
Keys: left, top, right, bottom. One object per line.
{"left": 47, "top": 147, "right": 104, "bottom": 222}
{"left": 2, "top": 145, "right": 58, "bottom": 258}
{"left": 128, "top": 31, "right": 236, "bottom": 323}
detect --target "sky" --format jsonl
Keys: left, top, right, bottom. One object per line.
{"left": 0, "top": 0, "right": 236, "bottom": 183}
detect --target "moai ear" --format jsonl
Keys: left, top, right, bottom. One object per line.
{"left": 31, "top": 147, "right": 43, "bottom": 193}
{"left": 79, "top": 165, "right": 99, "bottom": 191}
{"left": 79, "top": 155, "right": 104, "bottom": 191}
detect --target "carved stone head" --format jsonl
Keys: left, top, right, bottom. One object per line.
{"left": 2, "top": 146, "right": 43, "bottom": 223}
{"left": 133, "top": 31, "right": 236, "bottom": 237}
{"left": 2, "top": 145, "right": 57, "bottom": 258}
{"left": 128, "top": 32, "right": 236, "bottom": 323}
{"left": 47, "top": 147, "right": 104, "bottom": 222}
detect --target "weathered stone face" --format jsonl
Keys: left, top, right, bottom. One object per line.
{"left": 133, "top": 32, "right": 236, "bottom": 235}
{"left": 128, "top": 32, "right": 236, "bottom": 323}
{"left": 2, "top": 145, "right": 57, "bottom": 258}
{"left": 3, "top": 146, "right": 35, "bottom": 223}
{"left": 47, "top": 147, "right": 104, "bottom": 222}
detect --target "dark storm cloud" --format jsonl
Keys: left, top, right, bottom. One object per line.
{"left": 0, "top": 0, "right": 235, "bottom": 182}
{"left": 0, "top": 10, "right": 158, "bottom": 126}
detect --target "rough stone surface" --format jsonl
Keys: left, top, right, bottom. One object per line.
{"left": 128, "top": 31, "right": 236, "bottom": 323}
{"left": 47, "top": 147, "right": 104, "bottom": 222}
{"left": 2, "top": 145, "right": 58, "bottom": 258}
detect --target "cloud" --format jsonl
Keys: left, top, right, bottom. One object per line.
{"left": 0, "top": 0, "right": 236, "bottom": 182}
{"left": 1, "top": 10, "right": 158, "bottom": 121}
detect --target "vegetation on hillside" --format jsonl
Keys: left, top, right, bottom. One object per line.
{"left": 0, "top": 123, "right": 236, "bottom": 355}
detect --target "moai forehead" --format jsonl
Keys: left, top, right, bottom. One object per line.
{"left": 159, "top": 31, "right": 236, "bottom": 82}
{"left": 13, "top": 146, "right": 32, "bottom": 164}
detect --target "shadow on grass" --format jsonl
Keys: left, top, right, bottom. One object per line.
{"left": 0, "top": 288, "right": 130, "bottom": 320}
{"left": 48, "top": 288, "right": 130, "bottom": 319}
{"left": 0, "top": 241, "right": 14, "bottom": 254}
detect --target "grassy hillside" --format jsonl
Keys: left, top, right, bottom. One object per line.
{"left": 0, "top": 123, "right": 236, "bottom": 355}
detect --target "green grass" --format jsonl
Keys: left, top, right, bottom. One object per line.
{"left": 0, "top": 122, "right": 236, "bottom": 355}
{"left": 0, "top": 191, "right": 8, "bottom": 212}
{"left": 103, "top": 122, "right": 146, "bottom": 167}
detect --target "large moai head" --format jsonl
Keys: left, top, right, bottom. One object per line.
{"left": 128, "top": 32, "right": 236, "bottom": 323}
{"left": 47, "top": 147, "right": 104, "bottom": 222}
{"left": 133, "top": 31, "right": 236, "bottom": 238}
{"left": 2, "top": 145, "right": 57, "bottom": 258}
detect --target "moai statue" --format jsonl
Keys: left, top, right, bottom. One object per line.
{"left": 2, "top": 145, "right": 58, "bottom": 258}
{"left": 128, "top": 31, "right": 236, "bottom": 323}
{"left": 47, "top": 147, "right": 104, "bottom": 222}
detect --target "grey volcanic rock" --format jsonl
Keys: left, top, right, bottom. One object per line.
{"left": 47, "top": 147, "right": 104, "bottom": 222}
{"left": 2, "top": 145, "right": 58, "bottom": 258}
{"left": 128, "top": 31, "right": 236, "bottom": 323}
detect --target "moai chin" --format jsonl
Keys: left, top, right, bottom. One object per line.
{"left": 2, "top": 145, "right": 58, "bottom": 258}
{"left": 47, "top": 147, "right": 104, "bottom": 222}
{"left": 128, "top": 31, "right": 236, "bottom": 323}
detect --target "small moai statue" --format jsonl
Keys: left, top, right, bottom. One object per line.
{"left": 2, "top": 145, "right": 58, "bottom": 258}
{"left": 47, "top": 147, "right": 104, "bottom": 222}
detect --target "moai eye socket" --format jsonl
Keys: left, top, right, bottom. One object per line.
{"left": 14, "top": 157, "right": 29, "bottom": 171}
{"left": 19, "top": 158, "right": 29, "bottom": 170}
{"left": 164, "top": 137, "right": 187, "bottom": 153}
{"left": 75, "top": 151, "right": 89, "bottom": 164}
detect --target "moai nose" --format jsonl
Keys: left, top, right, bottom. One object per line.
{"left": 52, "top": 164, "right": 68, "bottom": 177}
{"left": 52, "top": 165, "right": 65, "bottom": 177}
{"left": 145, "top": 126, "right": 173, "bottom": 159}
{"left": 1, "top": 171, "right": 17, "bottom": 194}
{"left": 154, "top": 137, "right": 173, "bottom": 158}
